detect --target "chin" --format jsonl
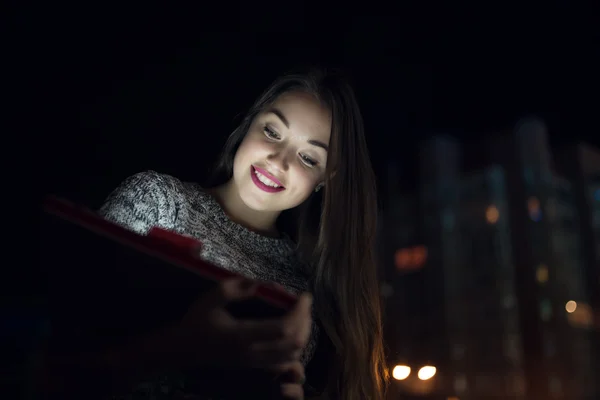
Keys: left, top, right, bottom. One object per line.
{"left": 236, "top": 173, "right": 311, "bottom": 212}
{"left": 238, "top": 184, "right": 280, "bottom": 211}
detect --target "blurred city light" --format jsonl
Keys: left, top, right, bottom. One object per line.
{"left": 394, "top": 248, "right": 412, "bottom": 270}
{"left": 535, "top": 264, "right": 549, "bottom": 284}
{"left": 394, "top": 246, "right": 428, "bottom": 271}
{"left": 418, "top": 366, "right": 437, "bottom": 380}
{"left": 412, "top": 245, "right": 428, "bottom": 266}
{"left": 392, "top": 365, "right": 411, "bottom": 380}
{"left": 485, "top": 205, "right": 499, "bottom": 224}
{"left": 565, "top": 300, "right": 577, "bottom": 313}
{"left": 527, "top": 196, "right": 542, "bottom": 221}
{"left": 567, "top": 302, "right": 593, "bottom": 328}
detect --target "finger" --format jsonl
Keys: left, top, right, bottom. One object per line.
{"left": 236, "top": 312, "right": 311, "bottom": 345}
{"left": 280, "top": 383, "right": 304, "bottom": 400}
{"left": 282, "top": 293, "right": 313, "bottom": 340}
{"left": 203, "top": 278, "right": 258, "bottom": 307}
{"left": 273, "top": 361, "right": 305, "bottom": 384}
{"left": 248, "top": 340, "right": 303, "bottom": 366}
{"left": 286, "top": 293, "right": 313, "bottom": 322}
{"left": 234, "top": 292, "right": 313, "bottom": 343}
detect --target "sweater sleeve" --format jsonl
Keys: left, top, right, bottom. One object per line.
{"left": 97, "top": 170, "right": 180, "bottom": 235}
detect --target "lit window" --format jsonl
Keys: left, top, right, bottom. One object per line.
{"left": 536, "top": 264, "right": 549, "bottom": 284}
{"left": 394, "top": 248, "right": 412, "bottom": 270}
{"left": 394, "top": 246, "right": 428, "bottom": 271}
{"left": 486, "top": 205, "right": 499, "bottom": 224}
{"left": 412, "top": 245, "right": 428, "bottom": 266}
{"left": 528, "top": 197, "right": 542, "bottom": 221}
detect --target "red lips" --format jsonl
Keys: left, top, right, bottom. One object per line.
{"left": 253, "top": 165, "right": 284, "bottom": 188}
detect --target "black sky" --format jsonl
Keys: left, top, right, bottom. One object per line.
{"left": 25, "top": 3, "right": 599, "bottom": 204}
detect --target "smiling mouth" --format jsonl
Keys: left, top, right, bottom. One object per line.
{"left": 253, "top": 166, "right": 284, "bottom": 187}
{"left": 251, "top": 166, "right": 285, "bottom": 193}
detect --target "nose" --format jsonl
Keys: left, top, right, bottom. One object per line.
{"left": 266, "top": 146, "right": 292, "bottom": 172}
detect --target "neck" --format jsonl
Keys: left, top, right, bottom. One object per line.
{"left": 209, "top": 180, "right": 282, "bottom": 238}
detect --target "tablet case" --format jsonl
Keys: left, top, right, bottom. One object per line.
{"left": 40, "top": 195, "right": 297, "bottom": 351}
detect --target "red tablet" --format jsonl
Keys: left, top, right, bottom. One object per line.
{"left": 41, "top": 195, "right": 297, "bottom": 349}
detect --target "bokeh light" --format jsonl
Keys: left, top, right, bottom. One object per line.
{"left": 418, "top": 366, "right": 437, "bottom": 380}
{"left": 392, "top": 365, "right": 411, "bottom": 380}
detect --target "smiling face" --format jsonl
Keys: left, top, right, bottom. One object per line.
{"left": 232, "top": 90, "right": 332, "bottom": 212}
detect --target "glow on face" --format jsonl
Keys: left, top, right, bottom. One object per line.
{"left": 232, "top": 91, "right": 331, "bottom": 212}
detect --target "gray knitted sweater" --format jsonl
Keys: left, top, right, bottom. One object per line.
{"left": 98, "top": 170, "right": 319, "bottom": 399}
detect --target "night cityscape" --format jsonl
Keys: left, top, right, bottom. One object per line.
{"left": 380, "top": 118, "right": 599, "bottom": 399}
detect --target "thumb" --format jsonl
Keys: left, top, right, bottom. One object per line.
{"left": 207, "top": 277, "right": 258, "bottom": 306}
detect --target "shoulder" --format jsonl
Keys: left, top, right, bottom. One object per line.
{"left": 115, "top": 170, "right": 187, "bottom": 196}
{"left": 99, "top": 170, "right": 197, "bottom": 234}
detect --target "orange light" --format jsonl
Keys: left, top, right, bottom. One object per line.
{"left": 528, "top": 197, "right": 542, "bottom": 221}
{"left": 486, "top": 205, "right": 499, "bottom": 224}
{"left": 528, "top": 197, "right": 540, "bottom": 212}
{"left": 395, "top": 246, "right": 428, "bottom": 270}
{"left": 536, "top": 264, "right": 549, "bottom": 284}
{"left": 412, "top": 245, "right": 428, "bottom": 266}
{"left": 565, "top": 300, "right": 577, "bottom": 313}
{"left": 394, "top": 249, "right": 412, "bottom": 270}
{"left": 567, "top": 302, "right": 593, "bottom": 328}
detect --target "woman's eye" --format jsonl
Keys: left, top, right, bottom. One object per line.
{"left": 300, "top": 154, "right": 317, "bottom": 167}
{"left": 263, "top": 126, "right": 280, "bottom": 140}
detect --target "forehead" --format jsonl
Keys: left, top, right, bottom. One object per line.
{"left": 267, "top": 91, "right": 332, "bottom": 144}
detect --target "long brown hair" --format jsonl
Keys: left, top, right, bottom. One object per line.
{"left": 208, "top": 68, "right": 388, "bottom": 399}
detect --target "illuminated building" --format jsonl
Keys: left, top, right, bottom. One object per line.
{"left": 382, "top": 117, "right": 600, "bottom": 399}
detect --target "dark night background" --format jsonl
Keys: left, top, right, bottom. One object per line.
{"left": 8, "top": 2, "right": 600, "bottom": 399}
{"left": 24, "top": 3, "right": 598, "bottom": 206}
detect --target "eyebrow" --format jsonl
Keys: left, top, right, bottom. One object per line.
{"left": 268, "top": 107, "right": 290, "bottom": 128}
{"left": 267, "top": 107, "right": 329, "bottom": 152}
{"left": 307, "top": 139, "right": 329, "bottom": 152}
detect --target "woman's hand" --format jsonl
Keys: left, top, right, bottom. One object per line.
{"left": 37, "top": 278, "right": 312, "bottom": 399}
{"left": 173, "top": 278, "right": 313, "bottom": 371}
{"left": 276, "top": 360, "right": 306, "bottom": 400}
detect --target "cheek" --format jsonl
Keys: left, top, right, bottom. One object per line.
{"left": 234, "top": 137, "right": 266, "bottom": 167}
{"left": 291, "top": 167, "right": 320, "bottom": 193}
{"left": 243, "top": 135, "right": 271, "bottom": 156}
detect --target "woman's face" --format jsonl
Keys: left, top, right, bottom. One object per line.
{"left": 232, "top": 90, "right": 331, "bottom": 212}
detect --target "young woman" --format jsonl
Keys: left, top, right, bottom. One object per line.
{"left": 46, "top": 68, "right": 388, "bottom": 400}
